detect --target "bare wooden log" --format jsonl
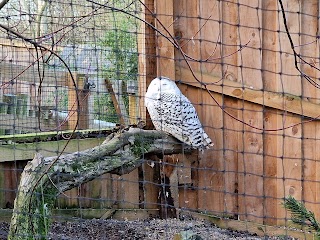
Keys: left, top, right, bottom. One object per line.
{"left": 105, "top": 78, "right": 127, "bottom": 126}
{"left": 8, "top": 128, "right": 186, "bottom": 239}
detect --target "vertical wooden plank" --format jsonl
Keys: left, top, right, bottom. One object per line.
{"left": 142, "top": 161, "right": 160, "bottom": 210}
{"left": 221, "top": 0, "right": 240, "bottom": 218}
{"left": 237, "top": 1, "right": 263, "bottom": 89}
{"left": 198, "top": 90, "right": 224, "bottom": 214}
{"left": 263, "top": 111, "right": 283, "bottom": 225}
{"left": 128, "top": 80, "right": 138, "bottom": 125}
{"left": 261, "top": 0, "right": 281, "bottom": 226}
{"left": 0, "top": 163, "right": 5, "bottom": 208}
{"left": 105, "top": 78, "right": 126, "bottom": 126}
{"left": 6, "top": 161, "right": 18, "bottom": 208}
{"left": 162, "top": 155, "right": 178, "bottom": 218}
{"left": 177, "top": 149, "right": 199, "bottom": 213}
{"left": 278, "top": 1, "right": 301, "bottom": 96}
{"left": 237, "top": 0, "right": 264, "bottom": 223}
{"left": 154, "top": 0, "right": 175, "bottom": 78}
{"left": 78, "top": 178, "right": 104, "bottom": 209}
{"left": 137, "top": 2, "right": 147, "bottom": 124}
{"left": 67, "top": 73, "right": 89, "bottom": 130}
{"left": 197, "top": 0, "right": 225, "bottom": 216}
{"left": 276, "top": 0, "right": 302, "bottom": 223}
{"left": 128, "top": 94, "right": 137, "bottom": 125}
{"left": 78, "top": 183, "right": 91, "bottom": 208}
{"left": 300, "top": 0, "right": 320, "bottom": 219}
{"left": 137, "top": 1, "right": 160, "bottom": 212}
{"left": 176, "top": 153, "right": 196, "bottom": 213}
{"left": 99, "top": 173, "right": 115, "bottom": 208}
{"left": 172, "top": 0, "right": 200, "bottom": 215}
{"left": 2, "top": 162, "right": 15, "bottom": 208}
{"left": 117, "top": 169, "right": 140, "bottom": 208}
{"left": 175, "top": 84, "right": 200, "bottom": 213}
{"left": 0, "top": 161, "right": 26, "bottom": 209}
{"left": 173, "top": 0, "right": 200, "bottom": 72}
{"left": 138, "top": 0, "right": 157, "bottom": 127}
{"left": 281, "top": 115, "right": 302, "bottom": 200}
{"left": 198, "top": 1, "right": 221, "bottom": 75}
{"left": 237, "top": 104, "right": 264, "bottom": 223}
{"left": 154, "top": 0, "right": 178, "bottom": 216}
{"left": 178, "top": 189, "right": 197, "bottom": 211}
{"left": 222, "top": 98, "right": 240, "bottom": 218}
{"left": 57, "top": 188, "right": 79, "bottom": 208}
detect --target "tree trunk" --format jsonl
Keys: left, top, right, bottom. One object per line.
{"left": 8, "top": 128, "right": 186, "bottom": 239}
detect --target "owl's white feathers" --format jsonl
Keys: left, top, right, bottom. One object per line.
{"left": 145, "top": 77, "right": 213, "bottom": 149}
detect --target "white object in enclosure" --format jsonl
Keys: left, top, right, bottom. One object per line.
{"left": 145, "top": 76, "right": 213, "bottom": 149}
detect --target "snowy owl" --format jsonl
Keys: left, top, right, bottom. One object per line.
{"left": 145, "top": 76, "right": 213, "bottom": 149}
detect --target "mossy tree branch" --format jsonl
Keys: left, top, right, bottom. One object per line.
{"left": 8, "top": 128, "right": 187, "bottom": 240}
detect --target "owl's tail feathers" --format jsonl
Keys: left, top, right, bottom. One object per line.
{"left": 202, "top": 132, "right": 214, "bottom": 149}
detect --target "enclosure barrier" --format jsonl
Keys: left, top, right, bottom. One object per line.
{"left": 1, "top": 0, "right": 320, "bottom": 239}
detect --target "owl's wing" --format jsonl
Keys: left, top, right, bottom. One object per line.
{"left": 179, "top": 95, "right": 213, "bottom": 149}
{"left": 146, "top": 91, "right": 213, "bottom": 149}
{"left": 157, "top": 94, "right": 196, "bottom": 143}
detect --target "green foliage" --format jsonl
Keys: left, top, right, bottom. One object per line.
{"left": 283, "top": 195, "right": 320, "bottom": 237}
{"left": 31, "top": 184, "right": 57, "bottom": 239}
{"left": 130, "top": 135, "right": 151, "bottom": 157}
{"left": 95, "top": 7, "right": 138, "bottom": 122}
{"left": 100, "top": 14, "right": 138, "bottom": 81}
{"left": 93, "top": 93, "right": 119, "bottom": 123}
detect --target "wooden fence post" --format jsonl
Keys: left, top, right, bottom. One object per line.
{"left": 154, "top": 0, "right": 175, "bottom": 79}
{"left": 67, "top": 73, "right": 89, "bottom": 130}
{"left": 138, "top": 0, "right": 157, "bottom": 128}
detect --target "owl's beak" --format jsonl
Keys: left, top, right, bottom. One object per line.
{"left": 156, "top": 92, "right": 161, "bottom": 100}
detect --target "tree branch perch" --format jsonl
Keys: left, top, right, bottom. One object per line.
{"left": 8, "top": 128, "right": 188, "bottom": 239}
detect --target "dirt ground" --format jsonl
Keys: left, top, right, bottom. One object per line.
{"left": 0, "top": 218, "right": 297, "bottom": 240}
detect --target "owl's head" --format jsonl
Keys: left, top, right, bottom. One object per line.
{"left": 145, "top": 76, "right": 182, "bottom": 101}
{"left": 149, "top": 76, "right": 180, "bottom": 94}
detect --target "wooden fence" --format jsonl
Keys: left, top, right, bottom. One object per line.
{"left": 139, "top": 0, "right": 320, "bottom": 227}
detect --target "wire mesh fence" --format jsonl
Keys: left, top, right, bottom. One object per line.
{"left": 1, "top": 0, "right": 320, "bottom": 239}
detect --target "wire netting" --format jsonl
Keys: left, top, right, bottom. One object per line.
{"left": 0, "top": 0, "right": 320, "bottom": 239}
